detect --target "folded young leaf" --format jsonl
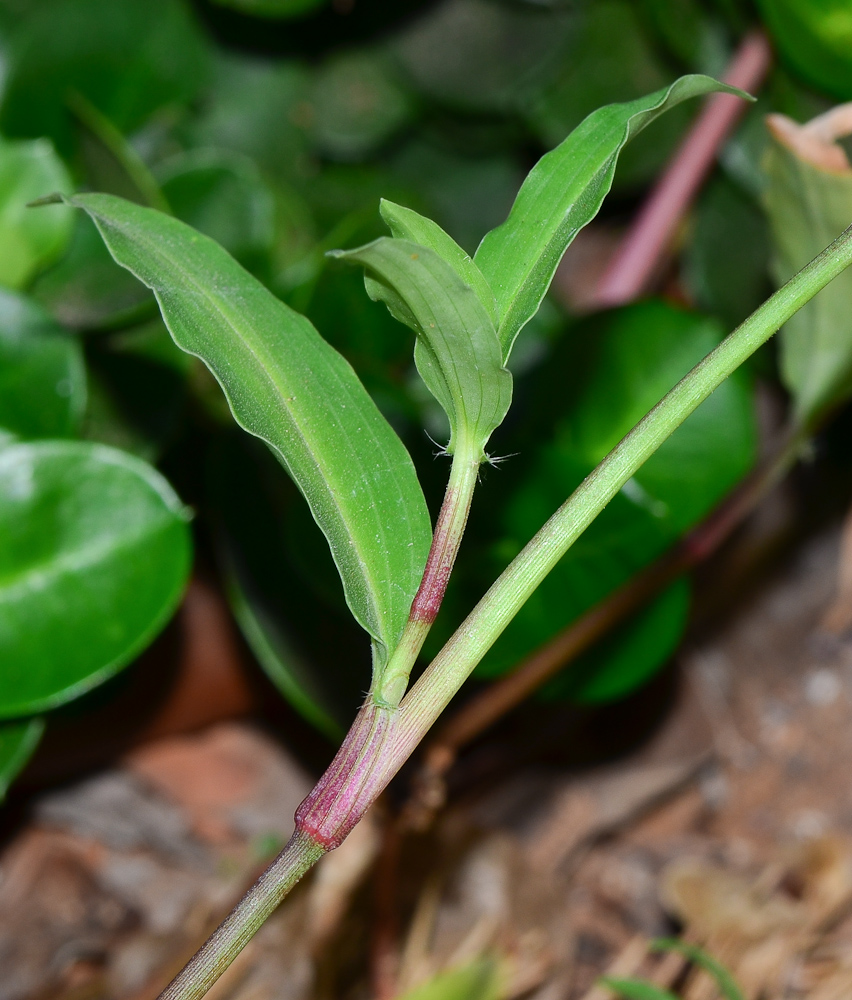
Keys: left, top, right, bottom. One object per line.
{"left": 764, "top": 109, "right": 852, "bottom": 424}
{"left": 379, "top": 199, "right": 498, "bottom": 326}
{"left": 474, "top": 75, "right": 751, "bottom": 359}
{"left": 331, "top": 237, "right": 512, "bottom": 460}
{"left": 64, "top": 193, "right": 431, "bottom": 675}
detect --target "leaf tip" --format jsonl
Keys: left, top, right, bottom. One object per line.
{"left": 26, "top": 191, "right": 67, "bottom": 209}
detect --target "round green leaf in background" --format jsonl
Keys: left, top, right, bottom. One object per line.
{"left": 468, "top": 300, "right": 756, "bottom": 704}
{"left": 759, "top": 0, "right": 852, "bottom": 100}
{"left": 0, "top": 289, "right": 86, "bottom": 440}
{"left": 0, "top": 441, "right": 192, "bottom": 717}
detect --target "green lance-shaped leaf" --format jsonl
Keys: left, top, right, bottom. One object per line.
{"left": 763, "top": 109, "right": 852, "bottom": 425}
{"left": 474, "top": 74, "right": 752, "bottom": 359}
{"left": 331, "top": 237, "right": 512, "bottom": 459}
{"left": 0, "top": 440, "right": 191, "bottom": 717}
{"left": 63, "top": 193, "right": 432, "bottom": 674}
{"left": 0, "top": 718, "right": 44, "bottom": 801}
{"left": 378, "top": 199, "right": 499, "bottom": 327}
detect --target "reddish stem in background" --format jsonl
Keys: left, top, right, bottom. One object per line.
{"left": 592, "top": 31, "right": 772, "bottom": 308}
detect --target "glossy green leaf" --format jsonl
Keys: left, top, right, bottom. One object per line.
{"left": 0, "top": 290, "right": 86, "bottom": 440}
{"left": 0, "top": 0, "right": 210, "bottom": 156}
{"left": 599, "top": 978, "right": 679, "bottom": 1000}
{"left": 559, "top": 302, "right": 756, "bottom": 535}
{"left": 0, "top": 718, "right": 44, "bottom": 801}
{"left": 763, "top": 112, "right": 852, "bottom": 423}
{"left": 651, "top": 940, "right": 744, "bottom": 1000}
{"left": 758, "top": 0, "right": 852, "bottom": 100}
{"left": 64, "top": 193, "right": 431, "bottom": 674}
{"left": 474, "top": 75, "right": 751, "bottom": 359}
{"left": 379, "top": 199, "right": 498, "bottom": 326}
{"left": 0, "top": 440, "right": 192, "bottom": 717}
{"left": 0, "top": 137, "right": 73, "bottom": 289}
{"left": 472, "top": 301, "right": 755, "bottom": 702}
{"left": 331, "top": 236, "right": 512, "bottom": 457}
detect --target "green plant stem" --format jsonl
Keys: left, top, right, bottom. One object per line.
{"left": 158, "top": 224, "right": 852, "bottom": 1000}
{"left": 375, "top": 442, "right": 480, "bottom": 707}
{"left": 157, "top": 830, "right": 325, "bottom": 1000}
{"left": 393, "top": 223, "right": 852, "bottom": 761}
{"left": 405, "top": 421, "right": 807, "bottom": 822}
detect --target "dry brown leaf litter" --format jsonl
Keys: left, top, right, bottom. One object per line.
{"left": 3, "top": 522, "right": 852, "bottom": 998}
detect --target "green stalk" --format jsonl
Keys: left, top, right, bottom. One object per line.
{"left": 375, "top": 440, "right": 481, "bottom": 707}
{"left": 158, "top": 830, "right": 325, "bottom": 1000}
{"left": 158, "top": 224, "right": 852, "bottom": 1000}
{"left": 393, "top": 222, "right": 852, "bottom": 756}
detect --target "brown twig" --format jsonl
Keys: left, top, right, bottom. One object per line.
{"left": 592, "top": 30, "right": 772, "bottom": 308}
{"left": 402, "top": 425, "right": 803, "bottom": 829}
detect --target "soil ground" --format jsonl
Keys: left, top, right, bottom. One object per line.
{"left": 4, "top": 514, "right": 852, "bottom": 1000}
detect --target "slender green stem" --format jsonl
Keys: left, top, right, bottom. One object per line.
{"left": 393, "top": 222, "right": 852, "bottom": 759}
{"left": 375, "top": 440, "right": 480, "bottom": 707}
{"left": 158, "top": 830, "right": 325, "bottom": 1000}
{"left": 405, "top": 421, "right": 809, "bottom": 822}
{"left": 158, "top": 224, "right": 852, "bottom": 1000}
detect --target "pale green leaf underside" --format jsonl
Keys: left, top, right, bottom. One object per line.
{"left": 66, "top": 193, "right": 431, "bottom": 672}
{"left": 475, "top": 74, "right": 752, "bottom": 359}
{"left": 379, "top": 199, "right": 499, "bottom": 326}
{"left": 332, "top": 237, "right": 512, "bottom": 457}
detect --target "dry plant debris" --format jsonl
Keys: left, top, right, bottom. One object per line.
{"left": 3, "top": 521, "right": 852, "bottom": 999}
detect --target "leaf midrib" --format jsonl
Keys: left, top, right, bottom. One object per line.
{"left": 92, "top": 206, "right": 398, "bottom": 647}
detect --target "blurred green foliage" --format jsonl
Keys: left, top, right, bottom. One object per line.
{"left": 1, "top": 0, "right": 852, "bottom": 784}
